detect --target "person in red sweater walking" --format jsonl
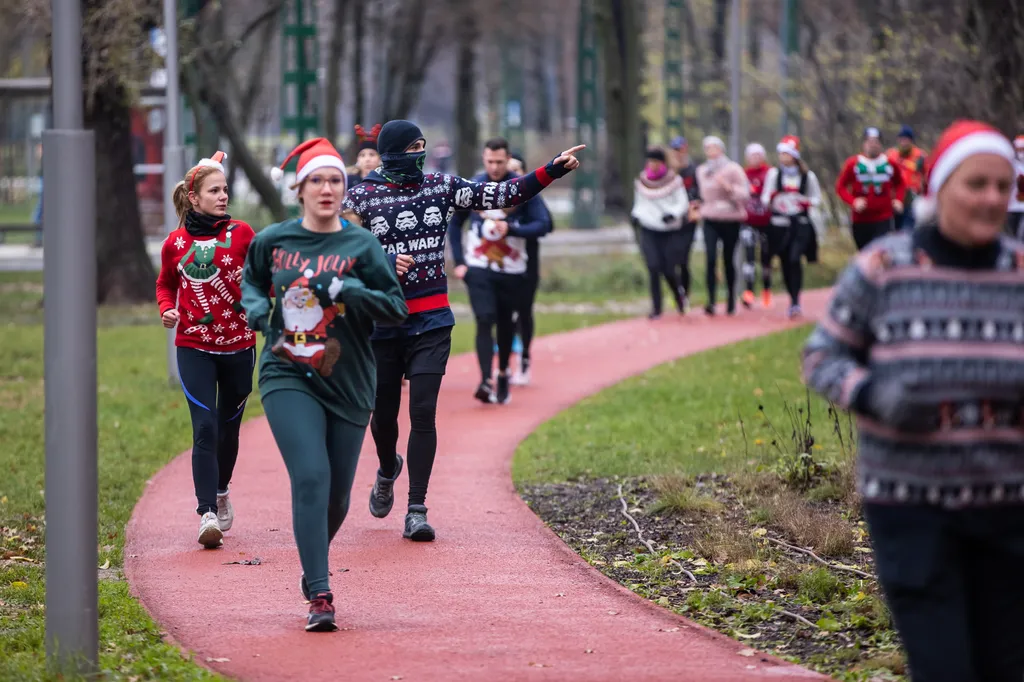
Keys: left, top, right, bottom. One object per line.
{"left": 836, "top": 127, "right": 906, "bottom": 250}
{"left": 155, "top": 151, "right": 257, "bottom": 549}
{"left": 740, "top": 143, "right": 773, "bottom": 308}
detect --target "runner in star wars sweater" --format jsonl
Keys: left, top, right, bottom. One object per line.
{"left": 740, "top": 143, "right": 773, "bottom": 308}
{"left": 156, "top": 151, "right": 256, "bottom": 550}
{"left": 342, "top": 119, "right": 583, "bottom": 541}
{"left": 448, "top": 138, "right": 553, "bottom": 405}
{"left": 243, "top": 137, "right": 408, "bottom": 632}
{"left": 836, "top": 126, "right": 907, "bottom": 250}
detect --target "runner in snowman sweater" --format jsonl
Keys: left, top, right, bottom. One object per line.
{"left": 342, "top": 119, "right": 583, "bottom": 541}
{"left": 447, "top": 137, "right": 553, "bottom": 405}
{"left": 836, "top": 126, "right": 906, "bottom": 250}
{"left": 155, "top": 151, "right": 257, "bottom": 550}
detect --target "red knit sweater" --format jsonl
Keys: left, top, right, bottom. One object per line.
{"left": 155, "top": 220, "right": 257, "bottom": 353}
{"left": 744, "top": 164, "right": 772, "bottom": 228}
{"left": 835, "top": 154, "right": 906, "bottom": 224}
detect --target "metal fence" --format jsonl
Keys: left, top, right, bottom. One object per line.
{"left": 0, "top": 88, "right": 47, "bottom": 244}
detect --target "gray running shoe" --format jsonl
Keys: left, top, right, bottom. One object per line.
{"left": 369, "top": 453, "right": 404, "bottom": 519}
{"left": 403, "top": 504, "right": 436, "bottom": 542}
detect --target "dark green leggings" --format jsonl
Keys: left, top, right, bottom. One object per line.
{"left": 263, "top": 389, "right": 366, "bottom": 596}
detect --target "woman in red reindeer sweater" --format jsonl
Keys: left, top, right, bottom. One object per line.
{"left": 836, "top": 126, "right": 907, "bottom": 250}
{"left": 155, "top": 151, "right": 257, "bottom": 549}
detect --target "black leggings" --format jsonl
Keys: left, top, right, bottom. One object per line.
{"left": 864, "top": 503, "right": 1024, "bottom": 682}
{"left": 774, "top": 218, "right": 814, "bottom": 307}
{"left": 675, "top": 222, "right": 698, "bottom": 297}
{"left": 853, "top": 219, "right": 894, "bottom": 250}
{"left": 371, "top": 372, "right": 443, "bottom": 507}
{"left": 741, "top": 226, "right": 772, "bottom": 294}
{"left": 177, "top": 346, "right": 255, "bottom": 515}
{"left": 517, "top": 274, "right": 539, "bottom": 361}
{"left": 639, "top": 227, "right": 685, "bottom": 314}
{"left": 703, "top": 220, "right": 742, "bottom": 309}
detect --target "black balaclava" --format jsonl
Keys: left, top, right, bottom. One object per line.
{"left": 377, "top": 120, "right": 426, "bottom": 185}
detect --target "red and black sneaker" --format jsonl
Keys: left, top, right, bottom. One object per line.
{"left": 305, "top": 591, "right": 337, "bottom": 632}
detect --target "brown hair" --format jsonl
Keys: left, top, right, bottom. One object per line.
{"left": 171, "top": 164, "right": 223, "bottom": 226}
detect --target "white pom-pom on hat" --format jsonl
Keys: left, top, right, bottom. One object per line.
{"left": 303, "top": 268, "right": 314, "bottom": 278}
{"left": 912, "top": 195, "right": 937, "bottom": 226}
{"left": 270, "top": 166, "right": 285, "bottom": 183}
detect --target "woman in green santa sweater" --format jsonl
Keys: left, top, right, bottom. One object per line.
{"left": 241, "top": 138, "right": 408, "bottom": 632}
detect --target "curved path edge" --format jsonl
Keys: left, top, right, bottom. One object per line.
{"left": 126, "top": 292, "right": 834, "bottom": 682}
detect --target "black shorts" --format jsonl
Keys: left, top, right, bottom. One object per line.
{"left": 464, "top": 268, "right": 532, "bottom": 324}
{"left": 371, "top": 326, "right": 452, "bottom": 379}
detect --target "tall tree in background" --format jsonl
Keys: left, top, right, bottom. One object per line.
{"left": 377, "top": 0, "right": 446, "bottom": 121}
{"left": 965, "top": 0, "right": 1024, "bottom": 133}
{"left": 325, "top": 0, "right": 348, "bottom": 142}
{"left": 594, "top": 0, "right": 644, "bottom": 213}
{"left": 80, "top": 0, "right": 159, "bottom": 303}
{"left": 453, "top": 3, "right": 479, "bottom": 177}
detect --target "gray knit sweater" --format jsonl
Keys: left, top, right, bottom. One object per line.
{"left": 803, "top": 227, "right": 1024, "bottom": 508}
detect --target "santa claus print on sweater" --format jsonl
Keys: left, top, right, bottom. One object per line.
{"left": 156, "top": 219, "right": 256, "bottom": 353}
{"left": 272, "top": 267, "right": 346, "bottom": 377}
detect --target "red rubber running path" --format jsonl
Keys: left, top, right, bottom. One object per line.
{"left": 126, "top": 293, "right": 833, "bottom": 681}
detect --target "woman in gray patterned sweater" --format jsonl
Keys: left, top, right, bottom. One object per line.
{"left": 803, "top": 120, "right": 1024, "bottom": 682}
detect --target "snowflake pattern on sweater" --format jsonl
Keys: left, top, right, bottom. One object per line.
{"left": 156, "top": 221, "right": 256, "bottom": 353}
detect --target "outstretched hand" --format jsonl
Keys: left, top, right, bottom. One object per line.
{"left": 552, "top": 144, "right": 586, "bottom": 171}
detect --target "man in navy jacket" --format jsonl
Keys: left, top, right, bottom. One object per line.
{"left": 448, "top": 137, "right": 553, "bottom": 405}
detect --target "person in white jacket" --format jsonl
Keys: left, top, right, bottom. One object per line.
{"left": 1008, "top": 134, "right": 1024, "bottom": 238}
{"left": 631, "top": 148, "right": 690, "bottom": 318}
{"left": 760, "top": 135, "right": 822, "bottom": 318}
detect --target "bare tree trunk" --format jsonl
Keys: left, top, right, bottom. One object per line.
{"left": 87, "top": 79, "right": 158, "bottom": 303}
{"left": 351, "top": 0, "right": 365, "bottom": 126}
{"left": 228, "top": 16, "right": 277, "bottom": 194}
{"left": 454, "top": 6, "right": 479, "bottom": 177}
{"left": 325, "top": 0, "right": 348, "bottom": 142}
{"left": 709, "top": 0, "right": 729, "bottom": 133}
{"left": 594, "top": 0, "right": 644, "bottom": 215}
{"left": 531, "top": 28, "right": 552, "bottom": 134}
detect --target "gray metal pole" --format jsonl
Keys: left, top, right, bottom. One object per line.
{"left": 779, "top": 0, "right": 790, "bottom": 137}
{"left": 163, "top": 0, "right": 184, "bottom": 387}
{"left": 728, "top": 0, "right": 741, "bottom": 161}
{"left": 45, "top": 0, "right": 98, "bottom": 672}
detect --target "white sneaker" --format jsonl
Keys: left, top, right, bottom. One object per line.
{"left": 510, "top": 368, "right": 530, "bottom": 386}
{"left": 216, "top": 491, "right": 234, "bottom": 531}
{"left": 197, "top": 511, "right": 223, "bottom": 548}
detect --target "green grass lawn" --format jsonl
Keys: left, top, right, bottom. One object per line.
{"left": 0, "top": 271, "right": 623, "bottom": 681}
{"left": 513, "top": 325, "right": 845, "bottom": 484}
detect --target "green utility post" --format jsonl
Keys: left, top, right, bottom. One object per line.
{"left": 664, "top": 0, "right": 685, "bottom": 142}
{"left": 572, "top": 0, "right": 601, "bottom": 230}
{"left": 779, "top": 0, "right": 799, "bottom": 138}
{"left": 281, "top": 0, "right": 321, "bottom": 216}
{"left": 500, "top": 1, "right": 526, "bottom": 155}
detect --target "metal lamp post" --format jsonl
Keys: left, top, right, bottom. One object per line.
{"left": 44, "top": 0, "right": 98, "bottom": 671}
{"left": 162, "top": 0, "right": 185, "bottom": 386}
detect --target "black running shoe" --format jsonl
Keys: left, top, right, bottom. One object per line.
{"left": 306, "top": 592, "right": 337, "bottom": 632}
{"left": 403, "top": 504, "right": 436, "bottom": 542}
{"left": 369, "top": 453, "right": 404, "bottom": 519}
{"left": 474, "top": 379, "right": 494, "bottom": 404}
{"left": 495, "top": 373, "right": 511, "bottom": 405}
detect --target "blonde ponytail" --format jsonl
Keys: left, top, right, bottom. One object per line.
{"left": 172, "top": 180, "right": 190, "bottom": 226}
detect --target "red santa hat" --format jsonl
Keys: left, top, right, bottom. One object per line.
{"left": 1014, "top": 135, "right": 1024, "bottom": 151}
{"left": 270, "top": 138, "right": 347, "bottom": 191}
{"left": 190, "top": 150, "right": 226, "bottom": 192}
{"left": 913, "top": 120, "right": 1016, "bottom": 225}
{"left": 776, "top": 135, "right": 801, "bottom": 159}
{"left": 287, "top": 268, "right": 316, "bottom": 292}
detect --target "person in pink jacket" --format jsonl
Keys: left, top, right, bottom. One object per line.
{"left": 697, "top": 136, "right": 750, "bottom": 315}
